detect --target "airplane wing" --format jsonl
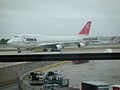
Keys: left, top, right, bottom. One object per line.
{"left": 36, "top": 41, "right": 77, "bottom": 48}
{"left": 36, "top": 43, "right": 59, "bottom": 48}
{"left": 36, "top": 40, "right": 88, "bottom": 49}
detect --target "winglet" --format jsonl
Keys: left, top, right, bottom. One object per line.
{"left": 79, "top": 21, "right": 92, "bottom": 35}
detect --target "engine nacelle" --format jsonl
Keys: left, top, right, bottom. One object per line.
{"left": 55, "top": 45, "right": 63, "bottom": 50}
{"left": 77, "top": 43, "right": 86, "bottom": 48}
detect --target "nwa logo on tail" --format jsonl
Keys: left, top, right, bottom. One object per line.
{"left": 79, "top": 21, "right": 92, "bottom": 35}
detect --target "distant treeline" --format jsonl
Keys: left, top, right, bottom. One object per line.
{"left": 0, "top": 38, "right": 10, "bottom": 44}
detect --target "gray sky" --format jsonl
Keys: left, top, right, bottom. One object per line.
{"left": 0, "top": 0, "right": 120, "bottom": 38}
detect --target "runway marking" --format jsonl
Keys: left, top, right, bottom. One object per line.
{"left": 34, "top": 61, "right": 70, "bottom": 72}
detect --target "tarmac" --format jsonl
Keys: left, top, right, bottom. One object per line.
{"left": 0, "top": 44, "right": 120, "bottom": 90}
{"left": 45, "top": 60, "right": 120, "bottom": 89}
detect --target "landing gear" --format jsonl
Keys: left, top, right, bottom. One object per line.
{"left": 17, "top": 48, "right": 21, "bottom": 53}
{"left": 42, "top": 48, "right": 48, "bottom": 52}
{"left": 50, "top": 48, "right": 54, "bottom": 51}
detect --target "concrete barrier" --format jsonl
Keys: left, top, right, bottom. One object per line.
{"left": 0, "top": 62, "right": 45, "bottom": 86}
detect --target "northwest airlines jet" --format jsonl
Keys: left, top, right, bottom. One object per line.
{"left": 7, "top": 21, "right": 92, "bottom": 53}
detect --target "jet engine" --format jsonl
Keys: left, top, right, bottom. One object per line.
{"left": 77, "top": 43, "right": 86, "bottom": 48}
{"left": 55, "top": 45, "right": 63, "bottom": 50}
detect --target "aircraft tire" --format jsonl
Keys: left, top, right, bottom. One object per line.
{"left": 43, "top": 49, "right": 48, "bottom": 52}
{"left": 18, "top": 50, "right": 21, "bottom": 53}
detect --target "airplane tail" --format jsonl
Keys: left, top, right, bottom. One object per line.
{"left": 79, "top": 21, "right": 92, "bottom": 35}
{"left": 110, "top": 36, "right": 116, "bottom": 40}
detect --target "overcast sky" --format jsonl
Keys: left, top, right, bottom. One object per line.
{"left": 0, "top": 0, "right": 120, "bottom": 38}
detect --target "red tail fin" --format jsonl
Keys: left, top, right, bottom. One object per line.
{"left": 110, "top": 36, "right": 116, "bottom": 40}
{"left": 79, "top": 21, "right": 92, "bottom": 35}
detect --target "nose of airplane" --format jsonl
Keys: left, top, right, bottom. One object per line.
{"left": 7, "top": 39, "right": 13, "bottom": 45}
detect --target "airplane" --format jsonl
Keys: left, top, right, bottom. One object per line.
{"left": 96, "top": 36, "right": 119, "bottom": 44}
{"left": 7, "top": 21, "right": 92, "bottom": 53}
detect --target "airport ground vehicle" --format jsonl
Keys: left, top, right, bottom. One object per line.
{"left": 72, "top": 60, "right": 81, "bottom": 64}
{"left": 40, "top": 71, "right": 69, "bottom": 90}
{"left": 81, "top": 81, "right": 110, "bottom": 90}
{"left": 110, "top": 85, "right": 120, "bottom": 90}
{"left": 29, "top": 71, "right": 45, "bottom": 85}
{"left": 72, "top": 60, "right": 89, "bottom": 64}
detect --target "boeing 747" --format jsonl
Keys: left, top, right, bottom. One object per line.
{"left": 7, "top": 21, "right": 92, "bottom": 53}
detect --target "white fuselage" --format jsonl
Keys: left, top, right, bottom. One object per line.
{"left": 7, "top": 34, "right": 85, "bottom": 48}
{"left": 7, "top": 21, "right": 92, "bottom": 52}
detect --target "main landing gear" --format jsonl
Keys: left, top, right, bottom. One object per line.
{"left": 17, "top": 48, "right": 21, "bottom": 53}
{"left": 42, "top": 48, "right": 48, "bottom": 52}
